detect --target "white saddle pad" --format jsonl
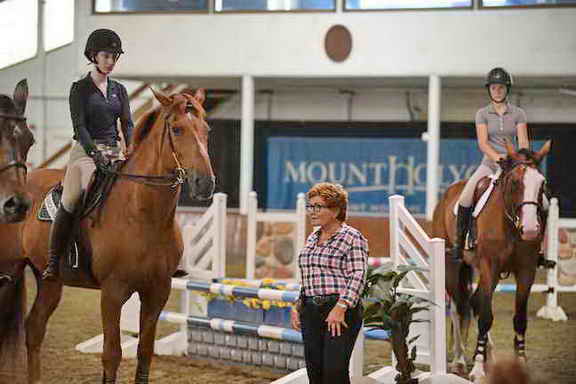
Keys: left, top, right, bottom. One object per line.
{"left": 454, "top": 169, "right": 502, "bottom": 218}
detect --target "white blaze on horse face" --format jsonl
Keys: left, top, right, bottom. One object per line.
{"left": 521, "top": 167, "right": 545, "bottom": 241}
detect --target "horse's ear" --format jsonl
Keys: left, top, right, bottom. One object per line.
{"left": 504, "top": 138, "right": 520, "bottom": 161}
{"left": 13, "top": 79, "right": 28, "bottom": 116}
{"left": 150, "top": 87, "right": 172, "bottom": 107}
{"left": 533, "top": 140, "right": 552, "bottom": 164}
{"left": 194, "top": 88, "right": 206, "bottom": 105}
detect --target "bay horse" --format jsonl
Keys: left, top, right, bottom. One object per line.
{"left": 0, "top": 88, "right": 215, "bottom": 384}
{"left": 432, "top": 140, "right": 551, "bottom": 383}
{"left": 0, "top": 79, "right": 34, "bottom": 224}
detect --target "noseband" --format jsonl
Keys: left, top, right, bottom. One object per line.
{"left": 0, "top": 113, "right": 28, "bottom": 178}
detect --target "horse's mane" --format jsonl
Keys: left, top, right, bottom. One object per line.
{"left": 132, "top": 107, "right": 161, "bottom": 148}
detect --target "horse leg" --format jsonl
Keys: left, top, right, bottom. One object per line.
{"left": 100, "top": 282, "right": 133, "bottom": 384}
{"left": 447, "top": 261, "right": 473, "bottom": 375}
{"left": 25, "top": 281, "right": 63, "bottom": 384}
{"left": 469, "top": 263, "right": 496, "bottom": 383}
{"left": 513, "top": 268, "right": 536, "bottom": 363}
{"left": 134, "top": 280, "right": 171, "bottom": 384}
{"left": 449, "top": 299, "right": 467, "bottom": 375}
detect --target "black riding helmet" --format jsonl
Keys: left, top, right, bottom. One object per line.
{"left": 485, "top": 67, "right": 513, "bottom": 103}
{"left": 84, "top": 29, "right": 124, "bottom": 63}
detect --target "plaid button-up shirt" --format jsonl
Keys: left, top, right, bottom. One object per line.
{"left": 298, "top": 224, "right": 368, "bottom": 308}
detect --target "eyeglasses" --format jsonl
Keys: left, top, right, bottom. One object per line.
{"left": 305, "top": 204, "right": 328, "bottom": 213}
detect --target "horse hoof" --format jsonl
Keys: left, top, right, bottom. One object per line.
{"left": 449, "top": 362, "right": 467, "bottom": 376}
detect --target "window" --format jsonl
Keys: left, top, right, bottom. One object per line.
{"left": 44, "top": 0, "right": 75, "bottom": 51}
{"left": 345, "top": 0, "right": 471, "bottom": 10}
{"left": 482, "top": 0, "right": 576, "bottom": 6}
{"left": 94, "top": 0, "right": 208, "bottom": 13}
{"left": 0, "top": 0, "right": 38, "bottom": 70}
{"left": 215, "top": 0, "right": 335, "bottom": 11}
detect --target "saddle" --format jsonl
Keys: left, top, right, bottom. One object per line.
{"left": 37, "top": 162, "right": 124, "bottom": 287}
{"left": 452, "top": 175, "right": 496, "bottom": 252}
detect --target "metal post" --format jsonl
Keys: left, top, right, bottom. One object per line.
{"left": 240, "top": 75, "right": 255, "bottom": 215}
{"left": 426, "top": 75, "right": 442, "bottom": 221}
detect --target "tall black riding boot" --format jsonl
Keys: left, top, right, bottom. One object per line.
{"left": 42, "top": 205, "right": 75, "bottom": 281}
{"left": 452, "top": 205, "right": 473, "bottom": 262}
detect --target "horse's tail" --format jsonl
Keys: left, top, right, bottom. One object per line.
{"left": 0, "top": 267, "right": 28, "bottom": 383}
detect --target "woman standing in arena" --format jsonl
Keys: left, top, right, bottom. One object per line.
{"left": 291, "top": 182, "right": 368, "bottom": 384}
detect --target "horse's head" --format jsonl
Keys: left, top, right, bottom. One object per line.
{"left": 139, "top": 87, "right": 215, "bottom": 201}
{"left": 501, "top": 140, "right": 551, "bottom": 242}
{"left": 0, "top": 80, "right": 34, "bottom": 223}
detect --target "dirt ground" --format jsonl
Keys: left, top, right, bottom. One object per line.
{"left": 19, "top": 270, "right": 576, "bottom": 383}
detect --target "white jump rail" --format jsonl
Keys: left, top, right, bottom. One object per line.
{"left": 537, "top": 197, "right": 570, "bottom": 321}
{"left": 367, "top": 195, "right": 468, "bottom": 383}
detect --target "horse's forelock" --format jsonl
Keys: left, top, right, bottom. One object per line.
{"left": 517, "top": 148, "right": 539, "bottom": 166}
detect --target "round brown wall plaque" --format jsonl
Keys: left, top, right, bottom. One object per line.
{"left": 324, "top": 25, "right": 352, "bottom": 63}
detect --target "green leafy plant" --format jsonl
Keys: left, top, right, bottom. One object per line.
{"left": 362, "top": 263, "right": 433, "bottom": 384}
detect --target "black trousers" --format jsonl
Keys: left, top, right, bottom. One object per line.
{"left": 299, "top": 299, "right": 363, "bottom": 384}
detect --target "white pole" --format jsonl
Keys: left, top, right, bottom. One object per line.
{"left": 430, "top": 238, "right": 447, "bottom": 375}
{"left": 246, "top": 191, "right": 258, "bottom": 279}
{"left": 240, "top": 75, "right": 255, "bottom": 215}
{"left": 214, "top": 193, "right": 228, "bottom": 279}
{"left": 426, "top": 75, "right": 442, "bottom": 221}
{"left": 389, "top": 195, "right": 404, "bottom": 268}
{"left": 295, "top": 193, "right": 306, "bottom": 279}
{"left": 349, "top": 328, "right": 364, "bottom": 378}
{"left": 537, "top": 198, "right": 568, "bottom": 321}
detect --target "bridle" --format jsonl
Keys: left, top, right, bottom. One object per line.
{"left": 500, "top": 160, "right": 546, "bottom": 237}
{"left": 102, "top": 105, "right": 199, "bottom": 189}
{"left": 0, "top": 112, "right": 28, "bottom": 179}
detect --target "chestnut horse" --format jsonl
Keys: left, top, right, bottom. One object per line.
{"left": 432, "top": 141, "right": 551, "bottom": 383}
{"left": 0, "top": 79, "right": 34, "bottom": 224}
{"left": 1, "top": 88, "right": 214, "bottom": 384}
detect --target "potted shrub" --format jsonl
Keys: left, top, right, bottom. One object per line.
{"left": 362, "top": 263, "right": 433, "bottom": 384}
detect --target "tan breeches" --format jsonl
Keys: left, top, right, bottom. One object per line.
{"left": 61, "top": 141, "right": 123, "bottom": 213}
{"left": 458, "top": 163, "right": 498, "bottom": 208}
{"left": 61, "top": 143, "right": 96, "bottom": 213}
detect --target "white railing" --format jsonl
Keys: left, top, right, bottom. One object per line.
{"left": 181, "top": 192, "right": 227, "bottom": 281}
{"left": 369, "top": 195, "right": 449, "bottom": 382}
{"left": 537, "top": 197, "right": 570, "bottom": 321}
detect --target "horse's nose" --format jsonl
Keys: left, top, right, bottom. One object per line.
{"left": 187, "top": 170, "right": 215, "bottom": 201}
{"left": 2, "top": 194, "right": 31, "bottom": 217}
{"left": 521, "top": 226, "right": 540, "bottom": 241}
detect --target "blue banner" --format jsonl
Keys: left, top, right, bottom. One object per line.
{"left": 266, "top": 137, "right": 545, "bottom": 214}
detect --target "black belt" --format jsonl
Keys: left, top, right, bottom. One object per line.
{"left": 302, "top": 294, "right": 339, "bottom": 306}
